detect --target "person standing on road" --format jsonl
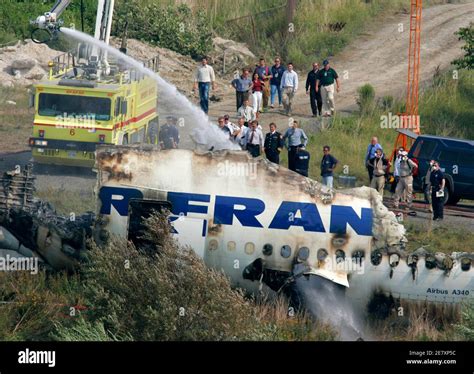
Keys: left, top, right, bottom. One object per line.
{"left": 250, "top": 72, "right": 264, "bottom": 114}
{"left": 270, "top": 57, "right": 285, "bottom": 109}
{"left": 264, "top": 122, "right": 284, "bottom": 164}
{"left": 235, "top": 117, "right": 248, "bottom": 149}
{"left": 159, "top": 115, "right": 180, "bottom": 150}
{"left": 430, "top": 160, "right": 445, "bottom": 221}
{"left": 320, "top": 145, "right": 338, "bottom": 188}
{"left": 254, "top": 58, "right": 272, "bottom": 112}
{"left": 306, "top": 62, "right": 322, "bottom": 117}
{"left": 280, "top": 63, "right": 298, "bottom": 116}
{"left": 393, "top": 147, "right": 417, "bottom": 212}
{"left": 365, "top": 136, "right": 383, "bottom": 182}
{"left": 231, "top": 68, "right": 252, "bottom": 111}
{"left": 193, "top": 57, "right": 216, "bottom": 114}
{"left": 237, "top": 99, "right": 256, "bottom": 127}
{"left": 369, "top": 148, "right": 389, "bottom": 196}
{"left": 245, "top": 120, "right": 264, "bottom": 157}
{"left": 282, "top": 120, "right": 307, "bottom": 171}
{"left": 316, "top": 60, "right": 340, "bottom": 117}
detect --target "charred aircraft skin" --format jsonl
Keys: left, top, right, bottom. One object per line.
{"left": 94, "top": 146, "right": 473, "bottom": 307}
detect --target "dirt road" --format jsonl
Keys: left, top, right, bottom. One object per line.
{"left": 208, "top": 2, "right": 474, "bottom": 121}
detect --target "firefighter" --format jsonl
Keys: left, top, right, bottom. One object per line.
{"left": 393, "top": 147, "right": 417, "bottom": 212}
{"left": 430, "top": 160, "right": 445, "bottom": 221}
{"left": 295, "top": 146, "right": 310, "bottom": 177}
{"left": 263, "top": 122, "right": 284, "bottom": 164}
{"left": 159, "top": 116, "right": 180, "bottom": 150}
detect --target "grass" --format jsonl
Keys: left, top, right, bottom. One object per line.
{"left": 404, "top": 222, "right": 474, "bottom": 255}
{"left": 0, "top": 86, "right": 34, "bottom": 154}
{"left": 35, "top": 187, "right": 95, "bottom": 215}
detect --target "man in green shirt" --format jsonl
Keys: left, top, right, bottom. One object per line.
{"left": 316, "top": 60, "right": 340, "bottom": 117}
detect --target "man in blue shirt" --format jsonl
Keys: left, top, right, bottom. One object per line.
{"left": 429, "top": 160, "right": 445, "bottom": 221}
{"left": 270, "top": 57, "right": 285, "bottom": 109}
{"left": 365, "top": 136, "right": 383, "bottom": 182}
{"left": 282, "top": 120, "right": 308, "bottom": 171}
{"left": 320, "top": 145, "right": 338, "bottom": 188}
{"left": 231, "top": 68, "right": 252, "bottom": 111}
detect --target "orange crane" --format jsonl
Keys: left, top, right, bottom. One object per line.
{"left": 391, "top": 0, "right": 422, "bottom": 158}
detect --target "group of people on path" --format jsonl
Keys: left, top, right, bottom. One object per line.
{"left": 194, "top": 56, "right": 341, "bottom": 118}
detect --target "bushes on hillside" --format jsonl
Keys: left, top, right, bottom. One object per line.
{"left": 113, "top": 2, "right": 212, "bottom": 59}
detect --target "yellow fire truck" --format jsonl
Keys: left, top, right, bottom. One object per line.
{"left": 29, "top": 0, "right": 159, "bottom": 167}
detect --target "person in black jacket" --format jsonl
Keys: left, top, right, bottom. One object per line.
{"left": 305, "top": 62, "right": 323, "bottom": 117}
{"left": 295, "top": 147, "right": 311, "bottom": 177}
{"left": 263, "top": 122, "right": 284, "bottom": 164}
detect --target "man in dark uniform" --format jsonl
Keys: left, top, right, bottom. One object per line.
{"left": 294, "top": 146, "right": 310, "bottom": 177}
{"left": 159, "top": 116, "right": 180, "bottom": 150}
{"left": 263, "top": 122, "right": 284, "bottom": 164}
{"left": 430, "top": 160, "right": 445, "bottom": 221}
{"left": 305, "top": 62, "right": 322, "bottom": 117}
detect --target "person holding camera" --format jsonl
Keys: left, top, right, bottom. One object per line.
{"left": 393, "top": 147, "right": 417, "bottom": 212}
{"left": 430, "top": 160, "right": 445, "bottom": 221}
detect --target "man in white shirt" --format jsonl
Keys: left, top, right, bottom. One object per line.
{"left": 244, "top": 120, "right": 264, "bottom": 157}
{"left": 193, "top": 57, "right": 216, "bottom": 114}
{"left": 237, "top": 99, "right": 256, "bottom": 127}
{"left": 280, "top": 62, "right": 298, "bottom": 116}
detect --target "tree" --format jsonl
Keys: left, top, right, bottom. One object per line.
{"left": 453, "top": 23, "right": 473, "bottom": 70}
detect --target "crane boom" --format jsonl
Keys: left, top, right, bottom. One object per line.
{"left": 391, "top": 0, "right": 422, "bottom": 159}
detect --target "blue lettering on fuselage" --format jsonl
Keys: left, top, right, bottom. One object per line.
{"left": 98, "top": 187, "right": 373, "bottom": 236}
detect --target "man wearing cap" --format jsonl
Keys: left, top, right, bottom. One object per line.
{"left": 316, "top": 60, "right": 340, "bottom": 117}
{"left": 159, "top": 116, "right": 180, "bottom": 150}
{"left": 393, "top": 147, "right": 417, "bottom": 212}
{"left": 369, "top": 148, "right": 389, "bottom": 196}
{"left": 282, "top": 120, "right": 308, "bottom": 171}
{"left": 295, "top": 146, "right": 311, "bottom": 177}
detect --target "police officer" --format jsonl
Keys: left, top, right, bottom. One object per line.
{"left": 294, "top": 146, "right": 310, "bottom": 177}
{"left": 430, "top": 160, "right": 445, "bottom": 221}
{"left": 159, "top": 116, "right": 180, "bottom": 150}
{"left": 264, "top": 122, "right": 284, "bottom": 164}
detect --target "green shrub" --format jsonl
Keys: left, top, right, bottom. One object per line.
{"left": 357, "top": 83, "right": 376, "bottom": 115}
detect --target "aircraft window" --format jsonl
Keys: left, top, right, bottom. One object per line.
{"left": 297, "top": 247, "right": 310, "bottom": 262}
{"left": 460, "top": 258, "right": 471, "bottom": 272}
{"left": 262, "top": 244, "right": 273, "bottom": 256}
{"left": 370, "top": 250, "right": 382, "bottom": 266}
{"left": 335, "top": 249, "right": 345, "bottom": 263}
{"left": 208, "top": 239, "right": 219, "bottom": 251}
{"left": 280, "top": 245, "right": 291, "bottom": 258}
{"left": 244, "top": 242, "right": 255, "bottom": 255}
{"left": 352, "top": 250, "right": 365, "bottom": 262}
{"left": 317, "top": 248, "right": 328, "bottom": 261}
{"left": 227, "top": 241, "right": 236, "bottom": 251}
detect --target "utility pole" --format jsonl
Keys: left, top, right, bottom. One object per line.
{"left": 287, "top": 0, "right": 297, "bottom": 25}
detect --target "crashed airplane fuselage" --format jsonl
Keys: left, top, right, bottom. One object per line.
{"left": 94, "top": 146, "right": 473, "bottom": 309}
